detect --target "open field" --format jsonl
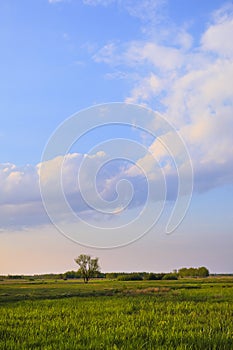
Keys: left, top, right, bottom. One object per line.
{"left": 0, "top": 278, "right": 233, "bottom": 349}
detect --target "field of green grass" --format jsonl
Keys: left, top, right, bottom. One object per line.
{"left": 0, "top": 278, "right": 233, "bottom": 349}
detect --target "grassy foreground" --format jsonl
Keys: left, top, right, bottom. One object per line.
{"left": 0, "top": 278, "right": 233, "bottom": 349}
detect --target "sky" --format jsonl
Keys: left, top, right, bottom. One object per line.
{"left": 0, "top": 0, "right": 233, "bottom": 274}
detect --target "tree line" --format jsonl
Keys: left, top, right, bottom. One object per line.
{"left": 1, "top": 254, "right": 210, "bottom": 282}
{"left": 73, "top": 255, "right": 209, "bottom": 282}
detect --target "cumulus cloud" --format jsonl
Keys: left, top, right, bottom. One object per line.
{"left": 125, "top": 42, "right": 184, "bottom": 71}
{"left": 126, "top": 73, "right": 162, "bottom": 104}
{"left": 201, "top": 3, "right": 233, "bottom": 57}
{"left": 92, "top": 3, "right": 233, "bottom": 195}
{"left": 0, "top": 163, "right": 39, "bottom": 205}
{"left": 0, "top": 142, "right": 179, "bottom": 230}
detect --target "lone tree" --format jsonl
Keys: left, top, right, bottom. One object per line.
{"left": 74, "top": 254, "right": 100, "bottom": 283}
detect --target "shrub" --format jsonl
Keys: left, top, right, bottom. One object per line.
{"left": 117, "top": 274, "right": 143, "bottom": 281}
{"left": 162, "top": 273, "right": 178, "bottom": 280}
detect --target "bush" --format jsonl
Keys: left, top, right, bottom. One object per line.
{"left": 106, "top": 273, "right": 118, "bottom": 279}
{"left": 117, "top": 274, "right": 143, "bottom": 281}
{"left": 63, "top": 271, "right": 81, "bottom": 279}
{"left": 162, "top": 274, "right": 178, "bottom": 280}
{"left": 7, "top": 275, "right": 23, "bottom": 279}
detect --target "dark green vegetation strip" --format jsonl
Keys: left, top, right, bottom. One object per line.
{"left": 0, "top": 279, "right": 233, "bottom": 349}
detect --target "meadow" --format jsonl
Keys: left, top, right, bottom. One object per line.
{"left": 0, "top": 277, "right": 233, "bottom": 349}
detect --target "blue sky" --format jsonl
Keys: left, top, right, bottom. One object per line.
{"left": 0, "top": 0, "right": 233, "bottom": 274}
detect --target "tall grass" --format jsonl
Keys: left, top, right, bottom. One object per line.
{"left": 0, "top": 279, "right": 232, "bottom": 349}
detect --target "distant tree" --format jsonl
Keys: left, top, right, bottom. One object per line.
{"left": 197, "top": 266, "right": 209, "bottom": 277}
{"left": 162, "top": 273, "right": 178, "bottom": 280}
{"left": 106, "top": 273, "right": 118, "bottom": 279}
{"left": 147, "top": 273, "right": 157, "bottom": 280}
{"left": 117, "top": 273, "right": 143, "bottom": 281}
{"left": 63, "top": 270, "right": 82, "bottom": 280}
{"left": 178, "top": 268, "right": 188, "bottom": 278}
{"left": 74, "top": 254, "right": 100, "bottom": 283}
{"left": 7, "top": 275, "right": 23, "bottom": 279}
{"left": 178, "top": 266, "right": 209, "bottom": 278}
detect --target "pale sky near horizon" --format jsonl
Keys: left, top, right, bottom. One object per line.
{"left": 0, "top": 0, "right": 233, "bottom": 275}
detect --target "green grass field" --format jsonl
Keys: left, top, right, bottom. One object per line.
{"left": 0, "top": 278, "right": 233, "bottom": 349}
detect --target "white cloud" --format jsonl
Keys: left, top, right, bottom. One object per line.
{"left": 122, "top": 0, "right": 166, "bottom": 23}
{"left": 0, "top": 145, "right": 179, "bottom": 229}
{"left": 83, "top": 0, "right": 165, "bottom": 19}
{"left": 92, "top": 3, "right": 233, "bottom": 196}
{"left": 94, "top": 41, "right": 184, "bottom": 71}
{"left": 126, "top": 73, "right": 163, "bottom": 104}
{"left": 93, "top": 42, "right": 118, "bottom": 64}
{"left": 0, "top": 163, "right": 39, "bottom": 205}
{"left": 201, "top": 11, "right": 233, "bottom": 57}
{"left": 175, "top": 30, "right": 193, "bottom": 51}
{"left": 126, "top": 42, "right": 184, "bottom": 71}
